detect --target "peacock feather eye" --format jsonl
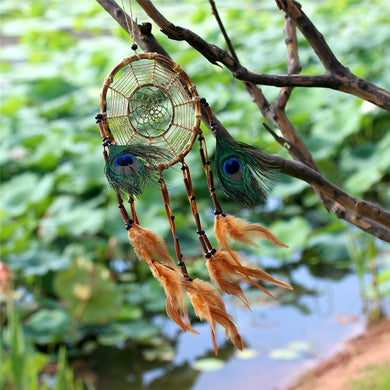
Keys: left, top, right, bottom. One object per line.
{"left": 111, "top": 151, "right": 140, "bottom": 175}
{"left": 222, "top": 157, "right": 243, "bottom": 180}
{"left": 114, "top": 154, "right": 136, "bottom": 167}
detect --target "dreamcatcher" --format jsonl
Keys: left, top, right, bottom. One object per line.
{"left": 95, "top": 2, "right": 292, "bottom": 354}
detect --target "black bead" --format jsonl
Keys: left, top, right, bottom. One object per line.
{"left": 210, "top": 248, "right": 216, "bottom": 255}
{"left": 131, "top": 43, "right": 138, "bottom": 50}
{"left": 95, "top": 113, "right": 104, "bottom": 123}
{"left": 191, "top": 195, "right": 196, "bottom": 200}
{"left": 205, "top": 252, "right": 212, "bottom": 258}
{"left": 200, "top": 97, "right": 206, "bottom": 104}
{"left": 102, "top": 137, "right": 111, "bottom": 147}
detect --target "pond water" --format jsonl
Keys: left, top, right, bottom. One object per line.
{"left": 79, "top": 258, "right": 379, "bottom": 390}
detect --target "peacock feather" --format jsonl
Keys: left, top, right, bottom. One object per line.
{"left": 104, "top": 144, "right": 170, "bottom": 198}
{"left": 214, "top": 131, "right": 280, "bottom": 207}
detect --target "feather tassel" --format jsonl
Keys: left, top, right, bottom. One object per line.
{"left": 127, "top": 223, "right": 178, "bottom": 270}
{"left": 214, "top": 214, "right": 288, "bottom": 249}
{"left": 213, "top": 214, "right": 288, "bottom": 282}
{"left": 105, "top": 144, "right": 170, "bottom": 198}
{"left": 185, "top": 278, "right": 243, "bottom": 354}
{"left": 206, "top": 251, "right": 251, "bottom": 308}
{"left": 207, "top": 250, "right": 293, "bottom": 303}
{"left": 214, "top": 132, "right": 279, "bottom": 206}
{"left": 148, "top": 260, "right": 198, "bottom": 335}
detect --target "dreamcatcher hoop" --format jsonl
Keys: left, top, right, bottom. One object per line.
{"left": 99, "top": 52, "right": 202, "bottom": 170}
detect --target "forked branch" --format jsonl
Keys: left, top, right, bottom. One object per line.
{"left": 96, "top": 0, "right": 390, "bottom": 242}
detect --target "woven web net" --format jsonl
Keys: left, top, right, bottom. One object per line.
{"left": 102, "top": 55, "right": 201, "bottom": 167}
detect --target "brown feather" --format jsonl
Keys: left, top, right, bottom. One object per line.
{"left": 127, "top": 223, "right": 177, "bottom": 269}
{"left": 244, "top": 267, "right": 293, "bottom": 291}
{"left": 149, "top": 261, "right": 198, "bottom": 335}
{"left": 208, "top": 305, "right": 243, "bottom": 351}
{"left": 185, "top": 278, "right": 243, "bottom": 353}
{"left": 214, "top": 215, "right": 252, "bottom": 278}
{"left": 207, "top": 250, "right": 293, "bottom": 301}
{"left": 214, "top": 214, "right": 288, "bottom": 249}
{"left": 206, "top": 252, "right": 250, "bottom": 309}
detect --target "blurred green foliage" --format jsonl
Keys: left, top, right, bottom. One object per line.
{"left": 0, "top": 0, "right": 390, "bottom": 386}
{"left": 1, "top": 300, "right": 85, "bottom": 390}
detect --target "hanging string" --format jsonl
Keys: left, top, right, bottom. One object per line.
{"left": 180, "top": 161, "right": 214, "bottom": 257}
{"left": 120, "top": 0, "right": 138, "bottom": 51}
{"left": 158, "top": 173, "right": 192, "bottom": 281}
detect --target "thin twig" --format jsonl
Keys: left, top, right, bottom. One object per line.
{"left": 208, "top": 0, "right": 239, "bottom": 61}
{"left": 275, "top": 14, "right": 301, "bottom": 110}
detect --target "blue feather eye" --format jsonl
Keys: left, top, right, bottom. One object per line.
{"left": 114, "top": 154, "right": 136, "bottom": 167}
{"left": 222, "top": 157, "right": 242, "bottom": 175}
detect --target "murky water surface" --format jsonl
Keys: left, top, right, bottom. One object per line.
{"left": 82, "top": 260, "right": 376, "bottom": 390}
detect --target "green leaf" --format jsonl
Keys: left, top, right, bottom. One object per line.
{"left": 25, "top": 309, "right": 72, "bottom": 344}
{"left": 54, "top": 258, "right": 121, "bottom": 324}
{"left": 8, "top": 247, "right": 70, "bottom": 276}
{"left": 1, "top": 173, "right": 41, "bottom": 216}
{"left": 288, "top": 341, "right": 312, "bottom": 353}
{"left": 258, "top": 217, "right": 311, "bottom": 260}
{"left": 42, "top": 196, "right": 105, "bottom": 240}
{"left": 192, "top": 358, "right": 225, "bottom": 371}
{"left": 308, "top": 232, "right": 349, "bottom": 262}
{"left": 268, "top": 348, "right": 300, "bottom": 360}
{"left": 117, "top": 305, "right": 143, "bottom": 321}
{"left": 26, "top": 76, "right": 78, "bottom": 104}
{"left": 110, "top": 321, "right": 161, "bottom": 341}
{"left": 234, "top": 348, "right": 259, "bottom": 359}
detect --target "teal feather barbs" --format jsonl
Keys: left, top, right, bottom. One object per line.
{"left": 213, "top": 132, "right": 279, "bottom": 206}
{"left": 104, "top": 144, "right": 171, "bottom": 198}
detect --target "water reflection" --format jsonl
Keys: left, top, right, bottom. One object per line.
{"left": 77, "top": 256, "right": 380, "bottom": 390}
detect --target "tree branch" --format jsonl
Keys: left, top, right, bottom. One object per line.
{"left": 136, "top": 0, "right": 390, "bottom": 111}
{"left": 277, "top": 158, "right": 390, "bottom": 241}
{"left": 95, "top": 0, "right": 170, "bottom": 56}
{"left": 275, "top": 0, "right": 390, "bottom": 109}
{"left": 96, "top": 0, "right": 390, "bottom": 242}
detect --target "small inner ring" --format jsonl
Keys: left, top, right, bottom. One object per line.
{"left": 127, "top": 83, "right": 174, "bottom": 139}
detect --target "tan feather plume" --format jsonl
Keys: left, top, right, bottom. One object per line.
{"left": 148, "top": 260, "right": 198, "bottom": 335}
{"left": 206, "top": 251, "right": 250, "bottom": 309}
{"left": 127, "top": 223, "right": 177, "bottom": 269}
{"left": 207, "top": 250, "right": 293, "bottom": 302}
{"left": 185, "top": 278, "right": 243, "bottom": 354}
{"left": 214, "top": 214, "right": 288, "bottom": 249}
